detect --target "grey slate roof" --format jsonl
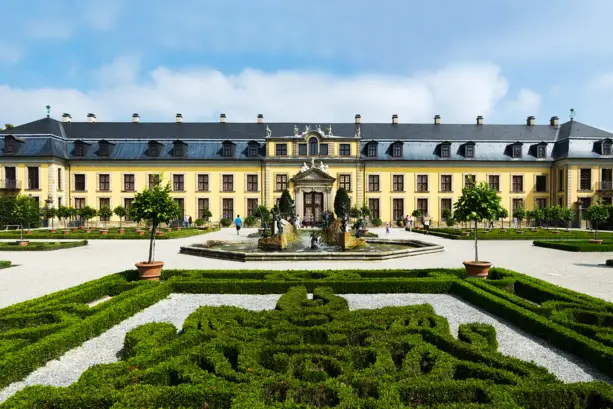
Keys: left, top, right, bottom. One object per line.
{"left": 2, "top": 117, "right": 613, "bottom": 162}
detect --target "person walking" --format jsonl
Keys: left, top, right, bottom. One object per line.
{"left": 184, "top": 215, "right": 188, "bottom": 228}
{"left": 408, "top": 214, "right": 413, "bottom": 232}
{"left": 423, "top": 217, "right": 430, "bottom": 234}
{"left": 385, "top": 221, "right": 390, "bottom": 236}
{"left": 188, "top": 215, "right": 193, "bottom": 228}
{"left": 234, "top": 214, "right": 242, "bottom": 235}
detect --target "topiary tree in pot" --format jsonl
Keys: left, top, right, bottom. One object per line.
{"left": 57, "top": 205, "right": 71, "bottom": 231}
{"left": 130, "top": 177, "right": 182, "bottom": 280}
{"left": 98, "top": 206, "right": 113, "bottom": 232}
{"left": 42, "top": 207, "right": 57, "bottom": 232}
{"left": 513, "top": 207, "right": 525, "bottom": 230}
{"left": 78, "top": 206, "right": 98, "bottom": 229}
{"left": 453, "top": 181, "right": 502, "bottom": 278}
{"left": 583, "top": 200, "right": 609, "bottom": 243}
{"left": 333, "top": 188, "right": 351, "bottom": 220}
{"left": 114, "top": 205, "right": 127, "bottom": 232}
{"left": 560, "top": 207, "right": 573, "bottom": 232}
{"left": 12, "top": 195, "right": 38, "bottom": 245}
{"left": 497, "top": 207, "right": 508, "bottom": 230}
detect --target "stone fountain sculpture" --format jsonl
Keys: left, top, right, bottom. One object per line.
{"left": 310, "top": 231, "right": 320, "bottom": 250}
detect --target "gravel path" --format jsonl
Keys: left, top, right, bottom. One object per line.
{"left": 0, "top": 293, "right": 610, "bottom": 403}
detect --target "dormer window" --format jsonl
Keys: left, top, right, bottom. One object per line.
{"left": 172, "top": 141, "right": 185, "bottom": 158}
{"left": 392, "top": 142, "right": 403, "bottom": 158}
{"left": 222, "top": 141, "right": 234, "bottom": 157}
{"left": 537, "top": 145, "right": 546, "bottom": 159}
{"left": 465, "top": 143, "right": 475, "bottom": 158}
{"left": 512, "top": 144, "right": 522, "bottom": 159}
{"left": 309, "top": 137, "right": 318, "bottom": 155}
{"left": 74, "top": 142, "right": 85, "bottom": 157}
{"left": 248, "top": 143, "right": 259, "bottom": 157}
{"left": 440, "top": 142, "right": 451, "bottom": 158}
{"left": 4, "top": 137, "right": 14, "bottom": 154}
{"left": 99, "top": 141, "right": 113, "bottom": 158}
{"left": 604, "top": 140, "right": 612, "bottom": 155}
{"left": 367, "top": 143, "right": 377, "bottom": 157}
{"left": 148, "top": 141, "right": 161, "bottom": 158}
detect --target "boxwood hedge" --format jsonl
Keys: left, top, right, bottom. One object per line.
{"left": 1, "top": 267, "right": 613, "bottom": 407}
{"left": 533, "top": 240, "right": 613, "bottom": 252}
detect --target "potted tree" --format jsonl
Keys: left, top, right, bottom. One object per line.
{"left": 411, "top": 209, "right": 422, "bottom": 231}
{"left": 43, "top": 207, "right": 57, "bottom": 233}
{"left": 114, "top": 205, "right": 127, "bottom": 234}
{"left": 98, "top": 206, "right": 113, "bottom": 235}
{"left": 497, "top": 207, "right": 509, "bottom": 232}
{"left": 560, "top": 207, "right": 573, "bottom": 232}
{"left": 513, "top": 207, "right": 525, "bottom": 233}
{"left": 78, "top": 206, "right": 98, "bottom": 231}
{"left": 195, "top": 218, "right": 205, "bottom": 229}
{"left": 548, "top": 205, "right": 562, "bottom": 234}
{"left": 12, "top": 195, "right": 38, "bottom": 246}
{"left": 57, "top": 205, "right": 71, "bottom": 234}
{"left": 453, "top": 181, "right": 502, "bottom": 278}
{"left": 130, "top": 177, "right": 181, "bottom": 280}
{"left": 69, "top": 207, "right": 79, "bottom": 232}
{"left": 583, "top": 200, "right": 609, "bottom": 244}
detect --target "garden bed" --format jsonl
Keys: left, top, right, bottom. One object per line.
{"left": 0, "top": 227, "right": 217, "bottom": 240}
{"left": 423, "top": 227, "right": 612, "bottom": 241}
{"left": 533, "top": 240, "right": 613, "bottom": 252}
{"left": 1, "top": 268, "right": 613, "bottom": 407}
{"left": 0, "top": 240, "right": 88, "bottom": 251}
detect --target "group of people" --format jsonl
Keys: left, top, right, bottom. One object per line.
{"left": 180, "top": 215, "right": 193, "bottom": 228}
{"left": 384, "top": 214, "right": 431, "bottom": 235}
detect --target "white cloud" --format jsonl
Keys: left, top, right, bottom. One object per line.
{"left": 0, "top": 42, "right": 23, "bottom": 63}
{"left": 91, "top": 56, "right": 141, "bottom": 86}
{"left": 502, "top": 88, "right": 542, "bottom": 120}
{"left": 1, "top": 62, "right": 520, "bottom": 125}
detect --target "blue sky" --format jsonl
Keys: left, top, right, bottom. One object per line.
{"left": 2, "top": 0, "right": 613, "bottom": 129}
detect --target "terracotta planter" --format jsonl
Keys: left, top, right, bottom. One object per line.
{"left": 16, "top": 240, "right": 29, "bottom": 247}
{"left": 500, "top": 229, "right": 507, "bottom": 233}
{"left": 167, "top": 228, "right": 172, "bottom": 232}
{"left": 156, "top": 232, "right": 165, "bottom": 237}
{"left": 63, "top": 230, "right": 70, "bottom": 235}
{"left": 79, "top": 226, "right": 85, "bottom": 230}
{"left": 118, "top": 228, "right": 125, "bottom": 234}
{"left": 71, "top": 228, "right": 78, "bottom": 232}
{"left": 25, "top": 230, "right": 32, "bottom": 235}
{"left": 175, "top": 227, "right": 181, "bottom": 231}
{"left": 135, "top": 261, "right": 164, "bottom": 281}
{"left": 100, "top": 230, "right": 108, "bottom": 235}
{"left": 590, "top": 239, "right": 603, "bottom": 244}
{"left": 463, "top": 261, "right": 492, "bottom": 279}
{"left": 552, "top": 230, "right": 560, "bottom": 234}
{"left": 359, "top": 229, "right": 369, "bottom": 235}
{"left": 461, "top": 231, "right": 470, "bottom": 236}
{"left": 137, "top": 231, "right": 144, "bottom": 236}
{"left": 50, "top": 229, "right": 56, "bottom": 233}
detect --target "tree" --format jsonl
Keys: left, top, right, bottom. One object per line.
{"left": 4, "top": 123, "right": 14, "bottom": 129}
{"left": 57, "top": 205, "right": 71, "bottom": 229}
{"left": 129, "top": 178, "right": 182, "bottom": 264}
{"left": 560, "top": 207, "right": 573, "bottom": 231}
{"left": 113, "top": 206, "right": 127, "bottom": 228}
{"left": 333, "top": 188, "right": 351, "bottom": 219}
{"left": 583, "top": 200, "right": 609, "bottom": 241}
{"left": 78, "top": 206, "right": 98, "bottom": 228}
{"left": 12, "top": 195, "right": 39, "bottom": 240}
{"left": 545, "top": 205, "right": 562, "bottom": 230}
{"left": 513, "top": 207, "right": 525, "bottom": 228}
{"left": 252, "top": 205, "right": 270, "bottom": 225}
{"left": 278, "top": 190, "right": 294, "bottom": 216}
{"left": 42, "top": 207, "right": 57, "bottom": 229}
{"left": 453, "top": 181, "right": 502, "bottom": 263}
{"left": 98, "top": 206, "right": 113, "bottom": 229}
{"left": 532, "top": 208, "right": 544, "bottom": 227}
{"left": 497, "top": 207, "right": 509, "bottom": 229}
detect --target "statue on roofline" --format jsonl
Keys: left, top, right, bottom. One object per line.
{"left": 266, "top": 125, "right": 272, "bottom": 137}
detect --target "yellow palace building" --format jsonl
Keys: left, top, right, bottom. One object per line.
{"left": 1, "top": 111, "right": 613, "bottom": 226}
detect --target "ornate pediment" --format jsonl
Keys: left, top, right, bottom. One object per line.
{"left": 292, "top": 166, "right": 336, "bottom": 182}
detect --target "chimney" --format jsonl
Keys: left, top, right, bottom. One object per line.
{"left": 476, "top": 115, "right": 483, "bottom": 126}
{"left": 220, "top": 113, "right": 226, "bottom": 123}
{"left": 62, "top": 113, "right": 72, "bottom": 123}
{"left": 257, "top": 114, "right": 263, "bottom": 124}
{"left": 86, "top": 113, "right": 96, "bottom": 123}
{"left": 527, "top": 116, "right": 535, "bottom": 126}
{"left": 392, "top": 114, "right": 399, "bottom": 125}
{"left": 132, "top": 113, "right": 140, "bottom": 123}
{"left": 176, "top": 113, "right": 183, "bottom": 123}
{"left": 355, "top": 114, "right": 361, "bottom": 124}
{"left": 434, "top": 114, "right": 441, "bottom": 125}
{"left": 550, "top": 116, "right": 559, "bottom": 127}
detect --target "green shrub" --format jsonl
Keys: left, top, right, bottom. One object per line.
{"left": 220, "top": 217, "right": 232, "bottom": 227}
{"left": 0, "top": 260, "right": 11, "bottom": 269}
{"left": 533, "top": 240, "right": 613, "bottom": 252}
{"left": 371, "top": 217, "right": 382, "bottom": 227}
{"left": 243, "top": 215, "right": 257, "bottom": 227}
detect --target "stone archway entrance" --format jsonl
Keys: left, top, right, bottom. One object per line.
{"left": 291, "top": 163, "right": 336, "bottom": 225}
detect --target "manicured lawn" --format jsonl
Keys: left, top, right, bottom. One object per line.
{"left": 0, "top": 227, "right": 217, "bottom": 240}
{"left": 2, "top": 267, "right": 613, "bottom": 407}
{"left": 533, "top": 240, "right": 613, "bottom": 252}
{"left": 0, "top": 260, "right": 11, "bottom": 269}
{"left": 423, "top": 227, "right": 612, "bottom": 240}
{"left": 0, "top": 240, "right": 88, "bottom": 251}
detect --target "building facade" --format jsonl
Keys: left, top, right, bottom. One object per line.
{"left": 1, "top": 112, "right": 612, "bottom": 226}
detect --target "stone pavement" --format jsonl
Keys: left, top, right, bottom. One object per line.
{"left": 0, "top": 228, "right": 612, "bottom": 308}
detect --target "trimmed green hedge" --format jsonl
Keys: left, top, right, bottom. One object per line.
{"left": 0, "top": 227, "right": 218, "bottom": 240}
{"left": 425, "top": 227, "right": 612, "bottom": 241}
{"left": 6, "top": 286, "right": 612, "bottom": 408}
{"left": 0, "top": 260, "right": 11, "bottom": 269}
{"left": 533, "top": 240, "right": 613, "bottom": 252}
{"left": 0, "top": 240, "right": 88, "bottom": 251}
{"left": 2, "top": 267, "right": 613, "bottom": 407}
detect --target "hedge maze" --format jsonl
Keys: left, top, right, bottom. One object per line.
{"left": 2, "top": 268, "right": 613, "bottom": 408}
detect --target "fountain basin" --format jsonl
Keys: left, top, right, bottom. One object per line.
{"left": 179, "top": 238, "right": 444, "bottom": 262}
